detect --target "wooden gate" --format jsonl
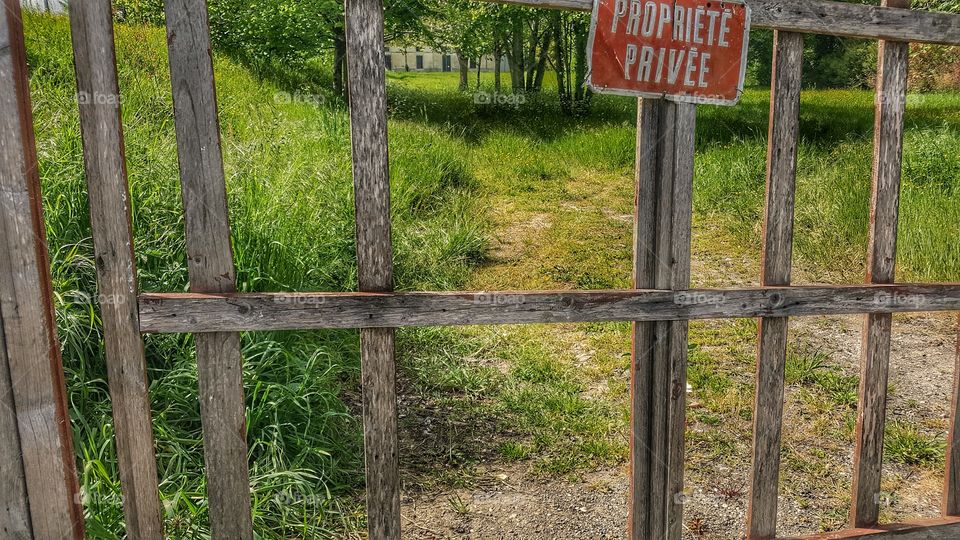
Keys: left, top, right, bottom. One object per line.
{"left": 2, "top": 0, "right": 960, "bottom": 538}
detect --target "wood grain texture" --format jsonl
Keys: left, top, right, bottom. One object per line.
{"left": 482, "top": 0, "right": 960, "bottom": 45}
{"left": 851, "top": 0, "right": 910, "bottom": 527}
{"left": 0, "top": 1, "right": 84, "bottom": 537}
{"left": 947, "top": 315, "right": 960, "bottom": 516}
{"left": 630, "top": 98, "right": 695, "bottom": 540}
{"left": 785, "top": 517, "right": 960, "bottom": 539}
{"left": 163, "top": 0, "right": 253, "bottom": 538}
{"left": 344, "top": 0, "right": 401, "bottom": 537}
{"left": 748, "top": 30, "right": 804, "bottom": 540}
{"left": 69, "top": 2, "right": 164, "bottom": 537}
{"left": 0, "top": 313, "right": 31, "bottom": 538}
{"left": 139, "top": 284, "right": 960, "bottom": 333}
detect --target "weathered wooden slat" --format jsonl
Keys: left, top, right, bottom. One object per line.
{"left": 748, "top": 30, "right": 804, "bottom": 540}
{"left": 630, "top": 97, "right": 696, "bottom": 540}
{"left": 0, "top": 2, "right": 84, "bottom": 537}
{"left": 344, "top": 0, "right": 401, "bottom": 537}
{"left": 137, "top": 284, "right": 960, "bottom": 333}
{"left": 0, "top": 313, "right": 31, "bottom": 538}
{"left": 665, "top": 102, "right": 695, "bottom": 540}
{"left": 851, "top": 0, "right": 910, "bottom": 527}
{"left": 163, "top": 0, "right": 253, "bottom": 538}
{"left": 483, "top": 0, "right": 960, "bottom": 46}
{"left": 69, "top": 2, "right": 164, "bottom": 538}
{"left": 947, "top": 316, "right": 960, "bottom": 516}
{"left": 785, "top": 517, "right": 960, "bottom": 539}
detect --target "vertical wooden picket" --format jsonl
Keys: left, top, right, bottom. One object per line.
{"left": 947, "top": 317, "right": 960, "bottom": 515}
{"left": 163, "top": 0, "right": 253, "bottom": 538}
{"left": 630, "top": 98, "right": 695, "bottom": 540}
{"left": 345, "top": 0, "right": 401, "bottom": 537}
{"left": 69, "top": 1, "right": 165, "bottom": 538}
{"left": 850, "top": 0, "right": 910, "bottom": 527}
{"left": 748, "top": 30, "right": 804, "bottom": 540}
{"left": 0, "top": 318, "right": 31, "bottom": 538}
{"left": 0, "top": 1, "right": 84, "bottom": 537}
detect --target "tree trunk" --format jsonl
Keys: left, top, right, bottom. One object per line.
{"left": 333, "top": 27, "right": 347, "bottom": 98}
{"left": 532, "top": 31, "right": 551, "bottom": 92}
{"left": 456, "top": 49, "right": 469, "bottom": 91}
{"left": 509, "top": 19, "right": 525, "bottom": 91}
{"left": 494, "top": 39, "right": 503, "bottom": 93}
{"left": 573, "top": 19, "right": 591, "bottom": 104}
{"left": 553, "top": 13, "right": 570, "bottom": 114}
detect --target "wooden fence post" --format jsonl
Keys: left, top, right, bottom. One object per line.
{"left": 0, "top": 1, "right": 84, "bottom": 537}
{"left": 69, "top": 1, "right": 165, "bottom": 537}
{"left": 630, "top": 98, "right": 695, "bottom": 540}
{"left": 345, "top": 0, "right": 401, "bottom": 537}
{"left": 163, "top": 0, "right": 254, "bottom": 538}
{"left": 851, "top": 0, "right": 910, "bottom": 527}
{"left": 748, "top": 30, "right": 804, "bottom": 540}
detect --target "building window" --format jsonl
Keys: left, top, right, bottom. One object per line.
{"left": 469, "top": 58, "right": 478, "bottom": 69}
{"left": 416, "top": 55, "right": 424, "bottom": 70}
{"left": 385, "top": 54, "right": 392, "bottom": 70}
{"left": 442, "top": 54, "right": 452, "bottom": 72}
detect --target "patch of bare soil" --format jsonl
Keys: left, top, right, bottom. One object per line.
{"left": 402, "top": 466, "right": 628, "bottom": 540}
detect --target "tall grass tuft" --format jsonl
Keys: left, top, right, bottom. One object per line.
{"left": 26, "top": 12, "right": 485, "bottom": 538}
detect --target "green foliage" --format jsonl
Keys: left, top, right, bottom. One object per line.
{"left": 206, "top": 0, "right": 336, "bottom": 62}
{"left": 112, "top": 0, "right": 432, "bottom": 67}
{"left": 113, "top": 0, "right": 165, "bottom": 25}
{"left": 747, "top": 30, "right": 876, "bottom": 88}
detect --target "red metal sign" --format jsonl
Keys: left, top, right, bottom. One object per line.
{"left": 587, "top": 0, "right": 751, "bottom": 106}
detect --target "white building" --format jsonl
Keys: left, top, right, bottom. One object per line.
{"left": 386, "top": 46, "right": 508, "bottom": 73}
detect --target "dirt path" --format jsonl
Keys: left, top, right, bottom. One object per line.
{"left": 399, "top": 163, "right": 959, "bottom": 538}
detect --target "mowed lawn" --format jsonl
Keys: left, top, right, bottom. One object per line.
{"left": 24, "top": 11, "right": 960, "bottom": 538}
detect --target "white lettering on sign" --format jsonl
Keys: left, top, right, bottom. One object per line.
{"left": 610, "top": 1, "right": 735, "bottom": 86}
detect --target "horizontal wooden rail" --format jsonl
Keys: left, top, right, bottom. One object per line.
{"left": 785, "top": 516, "right": 960, "bottom": 539}
{"left": 139, "top": 284, "right": 960, "bottom": 333}
{"left": 485, "top": 0, "right": 960, "bottom": 46}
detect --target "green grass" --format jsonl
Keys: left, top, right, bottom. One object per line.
{"left": 885, "top": 422, "right": 946, "bottom": 468}
{"left": 24, "top": 11, "right": 960, "bottom": 539}
{"left": 27, "top": 13, "right": 483, "bottom": 538}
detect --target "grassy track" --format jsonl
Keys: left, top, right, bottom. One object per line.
{"left": 24, "top": 13, "right": 960, "bottom": 538}
{"left": 389, "top": 73, "right": 960, "bottom": 534}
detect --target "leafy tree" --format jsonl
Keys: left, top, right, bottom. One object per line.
{"left": 502, "top": 6, "right": 553, "bottom": 92}
{"left": 425, "top": 0, "right": 496, "bottom": 90}
{"left": 112, "top": 0, "right": 433, "bottom": 98}
{"left": 552, "top": 10, "right": 591, "bottom": 116}
{"left": 911, "top": 0, "right": 960, "bottom": 90}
